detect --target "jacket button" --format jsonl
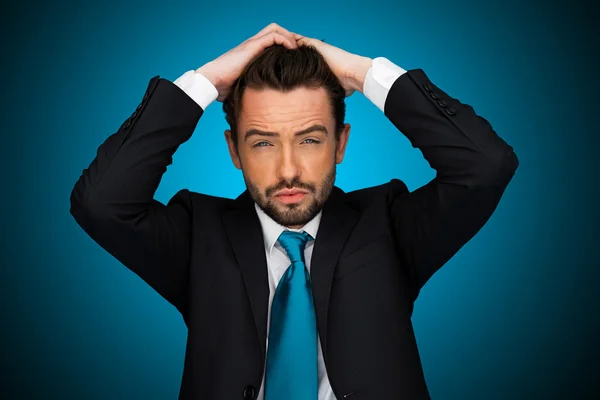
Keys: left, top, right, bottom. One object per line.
{"left": 429, "top": 91, "right": 440, "bottom": 100}
{"left": 243, "top": 385, "right": 256, "bottom": 399}
{"left": 136, "top": 103, "right": 143, "bottom": 111}
{"left": 445, "top": 107, "right": 456, "bottom": 115}
{"left": 123, "top": 119, "right": 131, "bottom": 129}
{"left": 423, "top": 83, "right": 432, "bottom": 92}
{"left": 437, "top": 99, "right": 447, "bottom": 107}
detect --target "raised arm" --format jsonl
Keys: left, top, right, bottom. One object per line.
{"left": 293, "top": 36, "right": 519, "bottom": 302}
{"left": 69, "top": 23, "right": 302, "bottom": 316}
{"left": 69, "top": 77, "right": 203, "bottom": 315}
{"left": 383, "top": 68, "right": 518, "bottom": 301}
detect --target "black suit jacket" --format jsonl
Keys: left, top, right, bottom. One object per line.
{"left": 70, "top": 68, "right": 518, "bottom": 399}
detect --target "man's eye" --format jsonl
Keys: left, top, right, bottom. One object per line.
{"left": 253, "top": 142, "right": 271, "bottom": 147}
{"left": 303, "top": 138, "right": 320, "bottom": 144}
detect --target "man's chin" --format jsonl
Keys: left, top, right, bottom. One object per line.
{"left": 263, "top": 197, "right": 317, "bottom": 227}
{"left": 269, "top": 197, "right": 308, "bottom": 215}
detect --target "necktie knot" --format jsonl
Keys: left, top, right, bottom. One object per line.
{"left": 277, "top": 230, "right": 312, "bottom": 264}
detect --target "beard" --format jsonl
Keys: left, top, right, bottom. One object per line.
{"left": 244, "top": 163, "right": 336, "bottom": 228}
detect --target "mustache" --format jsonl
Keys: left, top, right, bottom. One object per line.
{"left": 265, "top": 178, "right": 316, "bottom": 197}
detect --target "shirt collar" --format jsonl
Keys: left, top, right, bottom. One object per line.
{"left": 254, "top": 202, "right": 322, "bottom": 256}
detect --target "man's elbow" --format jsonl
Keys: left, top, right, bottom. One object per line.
{"left": 476, "top": 147, "right": 519, "bottom": 187}
{"left": 496, "top": 147, "right": 519, "bottom": 178}
{"left": 70, "top": 185, "right": 95, "bottom": 232}
{"left": 69, "top": 182, "right": 110, "bottom": 231}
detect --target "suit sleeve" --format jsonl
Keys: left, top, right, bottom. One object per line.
{"left": 386, "top": 69, "right": 519, "bottom": 302}
{"left": 69, "top": 76, "right": 204, "bottom": 316}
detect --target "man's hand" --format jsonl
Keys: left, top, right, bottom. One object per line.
{"left": 196, "top": 23, "right": 299, "bottom": 102}
{"left": 294, "top": 34, "right": 373, "bottom": 97}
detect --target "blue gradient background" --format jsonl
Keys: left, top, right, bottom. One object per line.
{"left": 2, "top": 0, "right": 599, "bottom": 398}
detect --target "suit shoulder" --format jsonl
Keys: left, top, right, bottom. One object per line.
{"left": 168, "top": 189, "right": 236, "bottom": 211}
{"left": 342, "top": 178, "right": 410, "bottom": 209}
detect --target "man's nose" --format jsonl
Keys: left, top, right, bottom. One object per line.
{"left": 277, "top": 146, "right": 300, "bottom": 181}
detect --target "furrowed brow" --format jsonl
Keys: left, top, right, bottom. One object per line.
{"left": 244, "top": 124, "right": 328, "bottom": 141}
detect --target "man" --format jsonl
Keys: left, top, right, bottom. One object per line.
{"left": 70, "top": 23, "right": 519, "bottom": 400}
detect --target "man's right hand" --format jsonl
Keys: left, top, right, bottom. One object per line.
{"left": 196, "top": 23, "right": 299, "bottom": 102}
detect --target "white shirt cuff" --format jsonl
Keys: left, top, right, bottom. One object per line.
{"left": 173, "top": 70, "right": 218, "bottom": 111}
{"left": 363, "top": 57, "right": 407, "bottom": 113}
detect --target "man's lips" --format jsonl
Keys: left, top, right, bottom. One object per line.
{"left": 274, "top": 189, "right": 308, "bottom": 196}
{"left": 273, "top": 189, "right": 309, "bottom": 204}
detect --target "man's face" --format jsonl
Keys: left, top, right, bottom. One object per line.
{"left": 225, "top": 86, "right": 350, "bottom": 229}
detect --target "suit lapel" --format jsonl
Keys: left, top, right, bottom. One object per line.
{"left": 222, "top": 190, "right": 270, "bottom": 359}
{"left": 309, "top": 186, "right": 359, "bottom": 353}
{"left": 222, "top": 187, "right": 359, "bottom": 359}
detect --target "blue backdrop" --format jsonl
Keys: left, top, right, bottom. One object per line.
{"left": 2, "top": 0, "right": 598, "bottom": 398}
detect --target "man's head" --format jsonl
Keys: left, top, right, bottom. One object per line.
{"left": 223, "top": 44, "right": 351, "bottom": 229}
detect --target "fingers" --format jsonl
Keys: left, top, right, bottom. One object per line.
{"left": 296, "top": 36, "right": 310, "bottom": 46}
{"left": 294, "top": 34, "right": 324, "bottom": 47}
{"left": 250, "top": 31, "right": 297, "bottom": 51}
{"left": 248, "top": 23, "right": 276, "bottom": 40}
{"left": 247, "top": 22, "right": 297, "bottom": 48}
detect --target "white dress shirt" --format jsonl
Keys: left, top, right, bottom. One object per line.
{"left": 173, "top": 56, "right": 407, "bottom": 400}
{"left": 173, "top": 56, "right": 406, "bottom": 113}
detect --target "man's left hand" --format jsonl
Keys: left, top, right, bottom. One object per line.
{"left": 295, "top": 34, "right": 372, "bottom": 97}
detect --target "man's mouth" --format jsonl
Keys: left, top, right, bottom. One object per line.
{"left": 273, "top": 189, "right": 308, "bottom": 204}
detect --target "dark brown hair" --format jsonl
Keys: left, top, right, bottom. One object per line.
{"left": 222, "top": 43, "right": 346, "bottom": 149}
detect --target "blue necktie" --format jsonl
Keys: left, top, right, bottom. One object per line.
{"left": 265, "top": 230, "right": 318, "bottom": 399}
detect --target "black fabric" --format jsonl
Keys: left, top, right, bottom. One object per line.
{"left": 70, "top": 68, "right": 518, "bottom": 399}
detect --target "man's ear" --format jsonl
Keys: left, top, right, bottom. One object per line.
{"left": 335, "top": 123, "right": 351, "bottom": 164}
{"left": 224, "top": 129, "right": 242, "bottom": 170}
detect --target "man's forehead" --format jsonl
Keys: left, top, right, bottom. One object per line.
{"left": 242, "top": 86, "right": 329, "bottom": 108}
{"left": 240, "top": 86, "right": 333, "bottom": 126}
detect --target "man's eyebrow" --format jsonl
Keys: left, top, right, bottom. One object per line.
{"left": 244, "top": 124, "right": 328, "bottom": 141}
